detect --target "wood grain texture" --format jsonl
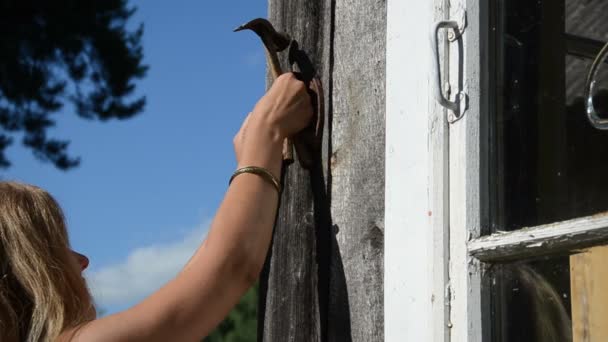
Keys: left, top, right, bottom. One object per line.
{"left": 571, "top": 245, "right": 608, "bottom": 342}
{"left": 329, "top": 0, "right": 385, "bottom": 341}
{"left": 261, "top": 0, "right": 385, "bottom": 341}
{"left": 260, "top": 1, "right": 332, "bottom": 342}
{"left": 469, "top": 213, "right": 608, "bottom": 262}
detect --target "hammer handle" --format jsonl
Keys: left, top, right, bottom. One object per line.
{"left": 265, "top": 49, "right": 294, "bottom": 163}
{"left": 267, "top": 50, "right": 283, "bottom": 80}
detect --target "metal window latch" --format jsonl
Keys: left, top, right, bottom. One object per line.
{"left": 433, "top": 9, "right": 468, "bottom": 123}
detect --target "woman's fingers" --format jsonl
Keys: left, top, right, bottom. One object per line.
{"left": 251, "top": 73, "right": 315, "bottom": 138}
{"left": 233, "top": 73, "right": 315, "bottom": 165}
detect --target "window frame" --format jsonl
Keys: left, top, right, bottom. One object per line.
{"left": 448, "top": 0, "right": 608, "bottom": 341}
{"left": 445, "top": 0, "right": 488, "bottom": 340}
{"left": 385, "top": 0, "right": 608, "bottom": 341}
{"left": 385, "top": 1, "right": 448, "bottom": 340}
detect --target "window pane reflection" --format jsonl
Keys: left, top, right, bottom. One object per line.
{"left": 490, "top": 245, "right": 608, "bottom": 342}
{"left": 491, "top": 0, "right": 608, "bottom": 232}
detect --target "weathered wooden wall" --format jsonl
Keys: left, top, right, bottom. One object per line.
{"left": 259, "top": 1, "right": 385, "bottom": 341}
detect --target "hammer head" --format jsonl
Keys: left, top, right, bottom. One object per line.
{"left": 234, "top": 18, "right": 291, "bottom": 52}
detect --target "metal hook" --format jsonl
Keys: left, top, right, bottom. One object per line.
{"left": 432, "top": 19, "right": 468, "bottom": 123}
{"left": 584, "top": 41, "right": 608, "bottom": 130}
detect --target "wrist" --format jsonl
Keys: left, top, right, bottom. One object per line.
{"left": 230, "top": 166, "right": 281, "bottom": 194}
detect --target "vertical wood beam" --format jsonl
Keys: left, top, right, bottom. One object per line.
{"left": 330, "top": 0, "right": 385, "bottom": 340}
{"left": 260, "top": 1, "right": 332, "bottom": 341}
{"left": 262, "top": 0, "right": 386, "bottom": 341}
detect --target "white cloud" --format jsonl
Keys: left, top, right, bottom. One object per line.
{"left": 85, "top": 220, "right": 210, "bottom": 310}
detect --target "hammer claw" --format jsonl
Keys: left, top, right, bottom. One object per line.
{"left": 233, "top": 18, "right": 291, "bottom": 52}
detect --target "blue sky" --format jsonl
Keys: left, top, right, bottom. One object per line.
{"left": 2, "top": 1, "right": 267, "bottom": 314}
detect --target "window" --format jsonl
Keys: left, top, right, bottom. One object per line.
{"left": 447, "top": 0, "right": 608, "bottom": 341}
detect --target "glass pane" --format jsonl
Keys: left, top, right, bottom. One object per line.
{"left": 490, "top": 245, "right": 608, "bottom": 342}
{"left": 490, "top": 0, "right": 608, "bottom": 232}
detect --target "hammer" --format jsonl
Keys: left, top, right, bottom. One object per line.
{"left": 234, "top": 18, "right": 295, "bottom": 163}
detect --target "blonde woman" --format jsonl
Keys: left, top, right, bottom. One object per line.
{"left": 0, "top": 72, "right": 313, "bottom": 342}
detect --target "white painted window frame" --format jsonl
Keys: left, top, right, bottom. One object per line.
{"left": 386, "top": 0, "right": 481, "bottom": 339}
{"left": 386, "top": 0, "right": 488, "bottom": 339}
{"left": 445, "top": 0, "right": 487, "bottom": 340}
{"left": 385, "top": 0, "right": 449, "bottom": 341}
{"left": 387, "top": 0, "right": 608, "bottom": 341}
{"left": 442, "top": 0, "right": 608, "bottom": 341}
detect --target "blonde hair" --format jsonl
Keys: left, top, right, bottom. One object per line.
{"left": 0, "top": 182, "right": 95, "bottom": 342}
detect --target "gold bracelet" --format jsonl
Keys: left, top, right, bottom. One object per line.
{"left": 229, "top": 166, "right": 281, "bottom": 193}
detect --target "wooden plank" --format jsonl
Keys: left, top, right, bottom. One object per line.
{"left": 263, "top": 0, "right": 385, "bottom": 341}
{"left": 571, "top": 245, "right": 608, "bottom": 342}
{"left": 469, "top": 213, "right": 608, "bottom": 262}
{"left": 260, "top": 1, "right": 333, "bottom": 341}
{"left": 328, "top": 0, "right": 385, "bottom": 340}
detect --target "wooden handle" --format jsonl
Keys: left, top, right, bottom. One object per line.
{"left": 265, "top": 49, "right": 294, "bottom": 163}
{"left": 282, "top": 138, "right": 294, "bottom": 163}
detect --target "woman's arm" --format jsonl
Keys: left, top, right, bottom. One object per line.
{"left": 63, "top": 73, "right": 312, "bottom": 342}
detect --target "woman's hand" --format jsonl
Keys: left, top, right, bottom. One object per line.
{"left": 252, "top": 72, "right": 314, "bottom": 139}
{"left": 233, "top": 73, "right": 313, "bottom": 177}
{"left": 61, "top": 73, "right": 315, "bottom": 342}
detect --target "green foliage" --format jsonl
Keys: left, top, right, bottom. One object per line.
{"left": 0, "top": 0, "right": 147, "bottom": 169}
{"left": 204, "top": 283, "right": 258, "bottom": 342}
